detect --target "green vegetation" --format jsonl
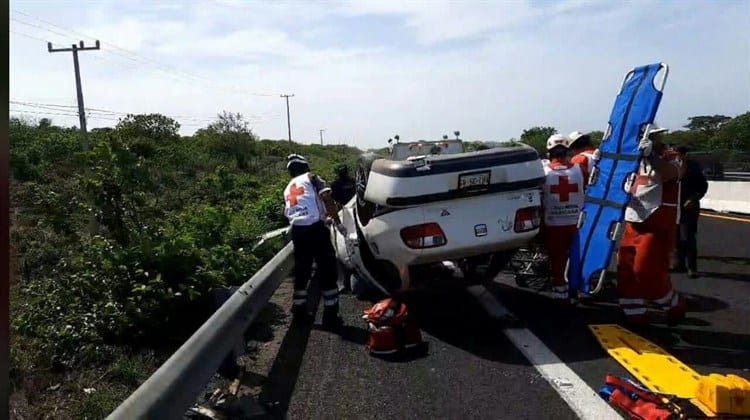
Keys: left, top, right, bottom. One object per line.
{"left": 9, "top": 111, "right": 363, "bottom": 417}
{"left": 517, "top": 112, "right": 750, "bottom": 170}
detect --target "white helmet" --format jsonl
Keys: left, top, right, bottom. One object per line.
{"left": 286, "top": 153, "right": 309, "bottom": 169}
{"left": 546, "top": 134, "right": 569, "bottom": 151}
{"left": 568, "top": 131, "right": 586, "bottom": 142}
{"left": 648, "top": 123, "right": 668, "bottom": 135}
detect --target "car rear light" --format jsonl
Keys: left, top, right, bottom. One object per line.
{"left": 514, "top": 206, "right": 541, "bottom": 233}
{"left": 400, "top": 223, "right": 447, "bottom": 249}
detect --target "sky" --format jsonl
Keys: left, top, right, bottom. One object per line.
{"left": 9, "top": 0, "right": 750, "bottom": 150}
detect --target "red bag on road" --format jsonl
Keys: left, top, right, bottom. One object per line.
{"left": 363, "top": 298, "right": 423, "bottom": 355}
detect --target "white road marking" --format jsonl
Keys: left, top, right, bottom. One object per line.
{"left": 467, "top": 285, "right": 623, "bottom": 420}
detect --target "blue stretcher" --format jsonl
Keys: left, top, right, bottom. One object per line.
{"left": 566, "top": 63, "right": 669, "bottom": 295}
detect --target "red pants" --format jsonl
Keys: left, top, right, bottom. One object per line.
{"left": 616, "top": 206, "right": 679, "bottom": 315}
{"left": 543, "top": 224, "right": 578, "bottom": 291}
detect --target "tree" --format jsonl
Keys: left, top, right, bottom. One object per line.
{"left": 711, "top": 112, "right": 750, "bottom": 153}
{"left": 200, "top": 111, "right": 253, "bottom": 136}
{"left": 684, "top": 115, "right": 732, "bottom": 138}
{"left": 663, "top": 130, "right": 709, "bottom": 150}
{"left": 38, "top": 118, "right": 52, "bottom": 129}
{"left": 520, "top": 126, "right": 557, "bottom": 153}
{"left": 585, "top": 130, "right": 604, "bottom": 146}
{"left": 115, "top": 113, "right": 181, "bottom": 142}
{"left": 196, "top": 111, "right": 258, "bottom": 170}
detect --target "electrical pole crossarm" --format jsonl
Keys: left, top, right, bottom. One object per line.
{"left": 48, "top": 40, "right": 101, "bottom": 52}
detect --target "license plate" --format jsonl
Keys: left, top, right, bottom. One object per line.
{"left": 458, "top": 170, "right": 491, "bottom": 190}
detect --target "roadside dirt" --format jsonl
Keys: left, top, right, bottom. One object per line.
{"left": 237, "top": 280, "right": 294, "bottom": 400}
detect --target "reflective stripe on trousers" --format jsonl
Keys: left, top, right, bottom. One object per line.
{"left": 293, "top": 289, "right": 308, "bottom": 306}
{"left": 322, "top": 288, "right": 339, "bottom": 307}
{"left": 618, "top": 298, "right": 647, "bottom": 316}
{"left": 552, "top": 285, "right": 568, "bottom": 300}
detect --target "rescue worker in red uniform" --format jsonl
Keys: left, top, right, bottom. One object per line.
{"left": 284, "top": 154, "right": 344, "bottom": 330}
{"left": 568, "top": 131, "right": 599, "bottom": 182}
{"left": 541, "top": 134, "right": 586, "bottom": 304}
{"left": 616, "top": 126, "right": 687, "bottom": 325}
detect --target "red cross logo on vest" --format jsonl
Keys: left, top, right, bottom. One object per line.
{"left": 550, "top": 176, "right": 579, "bottom": 202}
{"left": 287, "top": 183, "right": 305, "bottom": 206}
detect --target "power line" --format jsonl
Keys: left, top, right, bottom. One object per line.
{"left": 10, "top": 100, "right": 282, "bottom": 123}
{"left": 9, "top": 29, "right": 47, "bottom": 43}
{"left": 10, "top": 9, "right": 277, "bottom": 98}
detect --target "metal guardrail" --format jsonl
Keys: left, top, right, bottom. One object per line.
{"left": 107, "top": 241, "right": 294, "bottom": 420}
{"left": 723, "top": 172, "right": 750, "bottom": 180}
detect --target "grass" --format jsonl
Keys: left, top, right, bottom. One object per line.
{"left": 10, "top": 343, "right": 168, "bottom": 419}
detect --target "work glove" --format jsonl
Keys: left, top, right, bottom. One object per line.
{"left": 638, "top": 137, "right": 653, "bottom": 157}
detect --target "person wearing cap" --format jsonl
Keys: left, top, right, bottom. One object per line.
{"left": 541, "top": 134, "right": 586, "bottom": 305}
{"left": 616, "top": 125, "right": 687, "bottom": 325}
{"left": 284, "top": 153, "right": 344, "bottom": 330}
{"left": 568, "top": 131, "right": 599, "bottom": 182}
{"left": 671, "top": 144, "right": 708, "bottom": 278}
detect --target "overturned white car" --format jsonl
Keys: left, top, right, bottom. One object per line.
{"left": 331, "top": 134, "right": 546, "bottom": 298}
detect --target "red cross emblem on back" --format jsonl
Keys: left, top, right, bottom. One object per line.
{"left": 550, "top": 175, "right": 579, "bottom": 202}
{"left": 287, "top": 183, "right": 305, "bottom": 206}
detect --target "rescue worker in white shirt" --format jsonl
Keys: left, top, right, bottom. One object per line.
{"left": 541, "top": 134, "right": 586, "bottom": 305}
{"left": 568, "top": 131, "right": 599, "bottom": 183}
{"left": 616, "top": 125, "right": 687, "bottom": 326}
{"left": 284, "top": 154, "right": 344, "bottom": 330}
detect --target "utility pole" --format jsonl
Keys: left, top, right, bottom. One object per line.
{"left": 280, "top": 94, "right": 294, "bottom": 142}
{"left": 319, "top": 129, "right": 325, "bottom": 145}
{"left": 48, "top": 40, "right": 100, "bottom": 152}
{"left": 48, "top": 40, "right": 100, "bottom": 235}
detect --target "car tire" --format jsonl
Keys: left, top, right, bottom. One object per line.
{"left": 355, "top": 153, "right": 377, "bottom": 226}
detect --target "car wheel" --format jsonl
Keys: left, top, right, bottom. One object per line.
{"left": 355, "top": 154, "right": 377, "bottom": 226}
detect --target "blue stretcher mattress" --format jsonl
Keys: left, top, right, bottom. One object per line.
{"left": 567, "top": 63, "right": 668, "bottom": 294}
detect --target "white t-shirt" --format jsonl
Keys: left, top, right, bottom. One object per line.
{"left": 283, "top": 173, "right": 331, "bottom": 226}
{"left": 542, "top": 161, "right": 586, "bottom": 226}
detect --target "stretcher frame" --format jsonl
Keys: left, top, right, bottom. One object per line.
{"left": 566, "top": 63, "right": 670, "bottom": 296}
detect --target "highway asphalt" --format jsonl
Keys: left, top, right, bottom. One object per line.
{"left": 257, "top": 212, "right": 750, "bottom": 419}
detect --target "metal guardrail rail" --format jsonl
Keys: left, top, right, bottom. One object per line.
{"left": 106, "top": 242, "right": 294, "bottom": 420}
{"left": 723, "top": 171, "right": 750, "bottom": 180}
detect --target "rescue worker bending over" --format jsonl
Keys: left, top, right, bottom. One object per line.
{"left": 330, "top": 163, "right": 356, "bottom": 207}
{"left": 568, "top": 131, "right": 599, "bottom": 182}
{"left": 541, "top": 134, "right": 586, "bottom": 305}
{"left": 284, "top": 154, "right": 344, "bottom": 330}
{"left": 617, "top": 125, "right": 687, "bottom": 325}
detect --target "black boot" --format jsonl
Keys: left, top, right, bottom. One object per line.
{"left": 292, "top": 304, "right": 313, "bottom": 325}
{"left": 321, "top": 305, "right": 344, "bottom": 331}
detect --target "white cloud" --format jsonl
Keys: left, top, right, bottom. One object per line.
{"left": 9, "top": 0, "right": 750, "bottom": 149}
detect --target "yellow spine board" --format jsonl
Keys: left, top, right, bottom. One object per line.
{"left": 588, "top": 324, "right": 717, "bottom": 417}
